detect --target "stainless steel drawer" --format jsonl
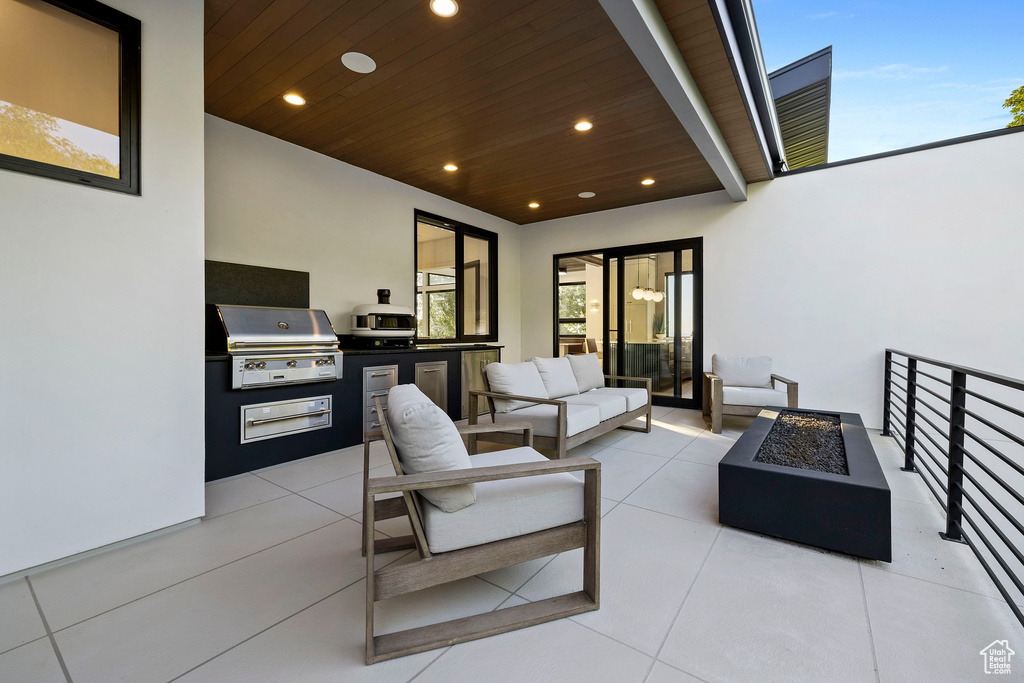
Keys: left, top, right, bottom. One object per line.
{"left": 363, "top": 366, "right": 397, "bottom": 392}
{"left": 365, "top": 389, "right": 390, "bottom": 407}
{"left": 240, "top": 395, "right": 332, "bottom": 444}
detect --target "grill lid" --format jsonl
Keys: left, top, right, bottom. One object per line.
{"left": 211, "top": 304, "right": 340, "bottom": 353}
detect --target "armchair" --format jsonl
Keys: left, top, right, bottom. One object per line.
{"left": 363, "top": 385, "right": 601, "bottom": 664}
{"left": 702, "top": 354, "right": 798, "bottom": 434}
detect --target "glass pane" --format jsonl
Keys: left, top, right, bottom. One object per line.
{"left": 0, "top": 0, "right": 122, "bottom": 177}
{"left": 427, "top": 291, "right": 456, "bottom": 339}
{"left": 558, "top": 284, "right": 586, "bottom": 319}
{"left": 417, "top": 221, "right": 456, "bottom": 339}
{"left": 559, "top": 322, "right": 586, "bottom": 336}
{"left": 608, "top": 257, "right": 618, "bottom": 377}
{"left": 462, "top": 234, "right": 490, "bottom": 336}
{"left": 428, "top": 273, "right": 455, "bottom": 286}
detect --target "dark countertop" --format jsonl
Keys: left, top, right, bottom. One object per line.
{"left": 205, "top": 344, "right": 502, "bottom": 361}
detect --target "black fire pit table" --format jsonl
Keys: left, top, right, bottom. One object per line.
{"left": 718, "top": 407, "right": 891, "bottom": 562}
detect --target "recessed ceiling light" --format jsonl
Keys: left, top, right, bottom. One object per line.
{"left": 574, "top": 121, "right": 593, "bottom": 132}
{"left": 641, "top": 178, "right": 655, "bottom": 185}
{"left": 429, "top": 0, "right": 459, "bottom": 17}
{"left": 341, "top": 52, "right": 376, "bottom": 74}
{"left": 283, "top": 93, "right": 306, "bottom": 105}
{"left": 578, "top": 191, "right": 595, "bottom": 198}
{"left": 443, "top": 163, "right": 458, "bottom": 171}
{"left": 528, "top": 202, "right": 540, "bottom": 209}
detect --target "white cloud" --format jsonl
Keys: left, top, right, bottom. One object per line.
{"left": 806, "top": 11, "right": 837, "bottom": 19}
{"left": 834, "top": 63, "right": 949, "bottom": 80}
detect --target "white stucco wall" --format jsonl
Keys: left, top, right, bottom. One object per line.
{"left": 204, "top": 115, "right": 523, "bottom": 362}
{"left": 0, "top": 0, "right": 206, "bottom": 576}
{"left": 519, "top": 131, "right": 1024, "bottom": 428}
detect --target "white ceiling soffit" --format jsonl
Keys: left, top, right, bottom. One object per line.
{"left": 599, "top": 0, "right": 748, "bottom": 202}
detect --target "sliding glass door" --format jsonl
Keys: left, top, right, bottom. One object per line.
{"left": 554, "top": 238, "right": 702, "bottom": 409}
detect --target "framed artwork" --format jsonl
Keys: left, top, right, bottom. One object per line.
{"left": 0, "top": 0, "right": 140, "bottom": 194}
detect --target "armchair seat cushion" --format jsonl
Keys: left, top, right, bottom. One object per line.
{"left": 562, "top": 391, "right": 627, "bottom": 421}
{"left": 419, "top": 447, "right": 584, "bottom": 553}
{"left": 722, "top": 385, "right": 788, "bottom": 407}
{"left": 589, "top": 387, "right": 648, "bottom": 412}
{"left": 493, "top": 403, "right": 600, "bottom": 438}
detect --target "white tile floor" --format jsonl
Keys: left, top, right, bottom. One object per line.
{"left": 2, "top": 410, "right": 1022, "bottom": 683}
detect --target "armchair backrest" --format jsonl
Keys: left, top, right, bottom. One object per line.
{"left": 712, "top": 354, "right": 773, "bottom": 387}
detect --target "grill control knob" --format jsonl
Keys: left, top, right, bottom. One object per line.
{"left": 287, "top": 360, "right": 297, "bottom": 368}
{"left": 324, "top": 357, "right": 334, "bottom": 365}
{"left": 244, "top": 362, "right": 256, "bottom": 371}
{"left": 256, "top": 361, "right": 267, "bottom": 370}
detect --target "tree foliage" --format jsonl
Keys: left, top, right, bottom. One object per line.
{"left": 0, "top": 101, "right": 119, "bottom": 177}
{"left": 1004, "top": 85, "right": 1024, "bottom": 128}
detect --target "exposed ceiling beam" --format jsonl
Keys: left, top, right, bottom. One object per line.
{"left": 599, "top": 0, "right": 748, "bottom": 201}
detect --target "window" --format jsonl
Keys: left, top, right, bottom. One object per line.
{"left": 415, "top": 211, "right": 498, "bottom": 342}
{"left": 0, "top": 0, "right": 141, "bottom": 194}
{"left": 558, "top": 283, "right": 587, "bottom": 336}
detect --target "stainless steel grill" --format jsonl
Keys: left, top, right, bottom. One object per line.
{"left": 209, "top": 304, "right": 343, "bottom": 389}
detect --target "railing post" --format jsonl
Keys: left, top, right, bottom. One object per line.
{"left": 941, "top": 370, "right": 968, "bottom": 543}
{"left": 882, "top": 350, "right": 893, "bottom": 436}
{"left": 902, "top": 358, "right": 918, "bottom": 472}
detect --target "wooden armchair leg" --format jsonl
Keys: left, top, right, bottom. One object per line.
{"left": 710, "top": 377, "right": 723, "bottom": 434}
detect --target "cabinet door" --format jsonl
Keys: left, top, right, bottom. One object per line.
{"left": 461, "top": 349, "right": 500, "bottom": 418}
{"left": 414, "top": 361, "right": 447, "bottom": 410}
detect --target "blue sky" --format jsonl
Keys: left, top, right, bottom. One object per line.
{"left": 752, "top": 1, "right": 1024, "bottom": 161}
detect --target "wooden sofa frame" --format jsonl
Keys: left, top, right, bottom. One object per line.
{"left": 362, "top": 397, "right": 601, "bottom": 664}
{"left": 467, "top": 374, "right": 653, "bottom": 459}
{"left": 701, "top": 372, "right": 798, "bottom": 434}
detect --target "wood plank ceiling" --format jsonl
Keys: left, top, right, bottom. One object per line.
{"left": 205, "top": 0, "right": 770, "bottom": 224}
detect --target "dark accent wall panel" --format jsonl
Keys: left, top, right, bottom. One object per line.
{"left": 205, "top": 260, "right": 309, "bottom": 308}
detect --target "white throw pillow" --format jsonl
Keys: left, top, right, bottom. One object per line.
{"left": 712, "top": 354, "right": 773, "bottom": 387}
{"left": 530, "top": 356, "right": 580, "bottom": 399}
{"left": 385, "top": 384, "right": 475, "bottom": 513}
{"left": 567, "top": 353, "right": 605, "bottom": 393}
{"left": 485, "top": 362, "right": 548, "bottom": 413}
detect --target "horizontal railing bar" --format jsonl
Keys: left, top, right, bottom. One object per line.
{"left": 890, "top": 360, "right": 909, "bottom": 370}
{"left": 962, "top": 387, "right": 1024, "bottom": 422}
{"left": 913, "top": 402, "right": 952, "bottom": 441}
{"left": 953, "top": 515, "right": 1024, "bottom": 625}
{"left": 912, "top": 434, "right": 950, "bottom": 477}
{"left": 914, "top": 462, "right": 949, "bottom": 510}
{"left": 886, "top": 349, "right": 1024, "bottom": 392}
{"left": 915, "top": 369, "right": 953, "bottom": 387}
{"left": 962, "top": 428, "right": 1024, "bottom": 479}
{"left": 914, "top": 429, "right": 950, "bottom": 472}
{"left": 913, "top": 381, "right": 953, "bottom": 406}
{"left": 962, "top": 409, "right": 1024, "bottom": 450}
{"left": 890, "top": 424, "right": 906, "bottom": 447}
{"left": 957, "top": 468, "right": 1024, "bottom": 542}
{"left": 955, "top": 506, "right": 1024, "bottom": 599}
{"left": 889, "top": 400, "right": 908, "bottom": 418}
{"left": 891, "top": 370, "right": 909, "bottom": 383}
{"left": 911, "top": 448, "right": 949, "bottom": 497}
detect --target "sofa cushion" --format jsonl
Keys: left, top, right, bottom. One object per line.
{"left": 385, "top": 384, "right": 475, "bottom": 512}
{"left": 722, "top": 385, "right": 788, "bottom": 407}
{"left": 485, "top": 361, "right": 549, "bottom": 413}
{"left": 588, "top": 386, "right": 648, "bottom": 412}
{"left": 531, "top": 356, "right": 580, "bottom": 399}
{"left": 563, "top": 391, "right": 627, "bottom": 421}
{"left": 567, "top": 353, "right": 605, "bottom": 392}
{"left": 712, "top": 354, "right": 773, "bottom": 387}
{"left": 493, "top": 403, "right": 601, "bottom": 438}
{"left": 419, "top": 447, "right": 584, "bottom": 553}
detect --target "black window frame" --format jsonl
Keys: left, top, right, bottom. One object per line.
{"left": 0, "top": 0, "right": 141, "bottom": 195}
{"left": 414, "top": 210, "right": 498, "bottom": 343}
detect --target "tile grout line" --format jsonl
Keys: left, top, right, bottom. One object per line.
{"left": 165, "top": 577, "right": 363, "bottom": 682}
{"left": 646, "top": 658, "right": 714, "bottom": 683}
{"left": 50, "top": 518, "right": 349, "bottom": 634}
{"left": 642, "top": 525, "right": 723, "bottom": 682}
{"left": 858, "top": 563, "right": 883, "bottom": 683}
{"left": 406, "top": 648, "right": 452, "bottom": 682}
{"left": 26, "top": 576, "right": 73, "bottom": 683}
{"left": 0, "top": 635, "right": 51, "bottom": 659}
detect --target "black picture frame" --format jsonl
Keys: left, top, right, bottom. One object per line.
{"left": 0, "top": 0, "right": 141, "bottom": 195}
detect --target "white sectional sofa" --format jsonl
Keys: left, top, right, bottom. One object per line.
{"left": 468, "top": 353, "right": 652, "bottom": 458}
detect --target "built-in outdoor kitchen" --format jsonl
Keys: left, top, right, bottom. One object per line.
{"left": 204, "top": 260, "right": 500, "bottom": 481}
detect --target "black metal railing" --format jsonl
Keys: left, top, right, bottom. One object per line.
{"left": 883, "top": 349, "right": 1024, "bottom": 625}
